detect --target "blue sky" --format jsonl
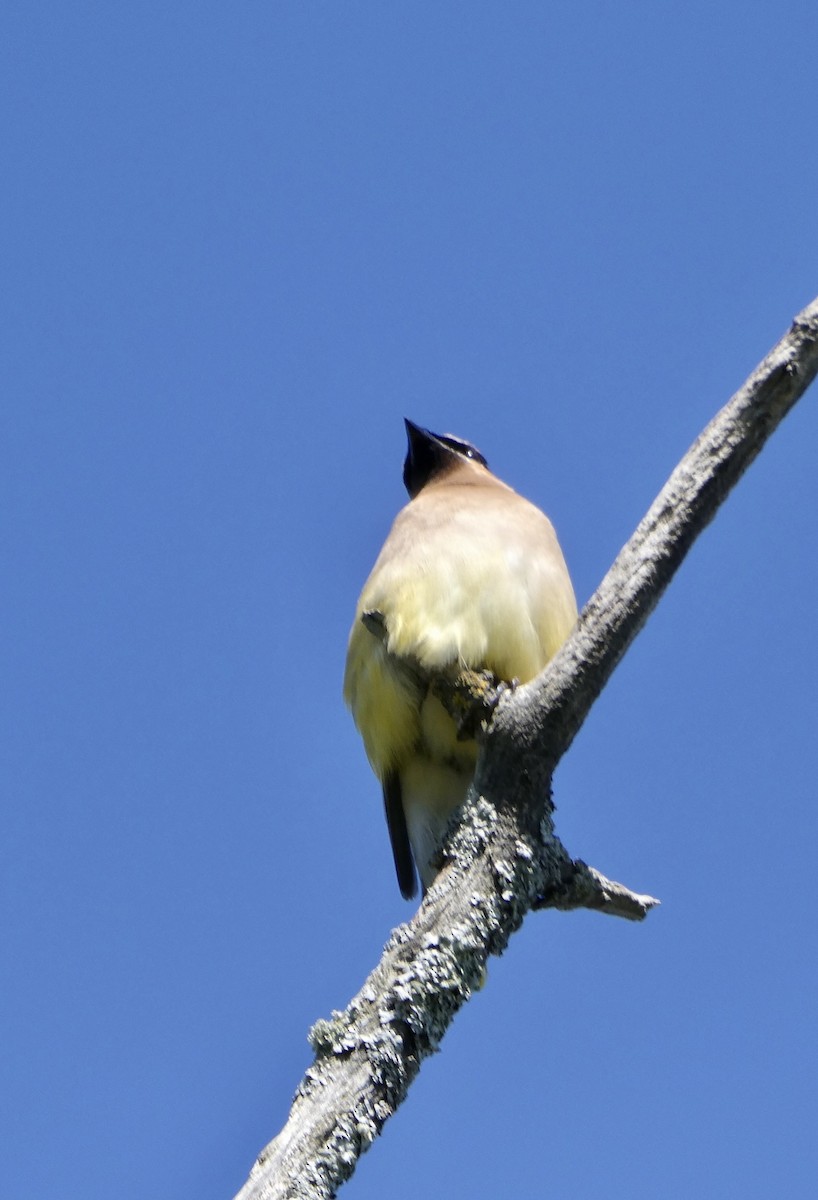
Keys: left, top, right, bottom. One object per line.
{"left": 3, "top": 4, "right": 817, "bottom": 1197}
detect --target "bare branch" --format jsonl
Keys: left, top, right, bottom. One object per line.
{"left": 499, "top": 297, "right": 818, "bottom": 777}
{"left": 535, "top": 859, "right": 660, "bottom": 920}
{"left": 234, "top": 299, "right": 818, "bottom": 1200}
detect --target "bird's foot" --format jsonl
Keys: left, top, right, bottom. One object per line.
{"left": 433, "top": 667, "right": 512, "bottom": 741}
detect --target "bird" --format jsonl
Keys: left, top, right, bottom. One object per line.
{"left": 343, "top": 420, "right": 577, "bottom": 900}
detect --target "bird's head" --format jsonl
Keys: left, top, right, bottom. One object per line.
{"left": 402, "top": 419, "right": 488, "bottom": 498}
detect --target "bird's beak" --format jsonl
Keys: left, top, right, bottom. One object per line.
{"left": 404, "top": 418, "right": 440, "bottom": 451}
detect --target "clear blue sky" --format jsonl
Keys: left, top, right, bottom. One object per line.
{"left": 3, "top": 4, "right": 817, "bottom": 1198}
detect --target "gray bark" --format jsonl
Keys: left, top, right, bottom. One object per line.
{"left": 234, "top": 298, "right": 818, "bottom": 1200}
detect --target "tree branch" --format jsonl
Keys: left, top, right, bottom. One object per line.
{"left": 234, "top": 298, "right": 818, "bottom": 1200}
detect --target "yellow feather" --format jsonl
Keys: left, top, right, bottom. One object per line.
{"left": 343, "top": 441, "right": 577, "bottom": 892}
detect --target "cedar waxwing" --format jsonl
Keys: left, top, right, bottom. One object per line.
{"left": 344, "top": 420, "right": 577, "bottom": 899}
